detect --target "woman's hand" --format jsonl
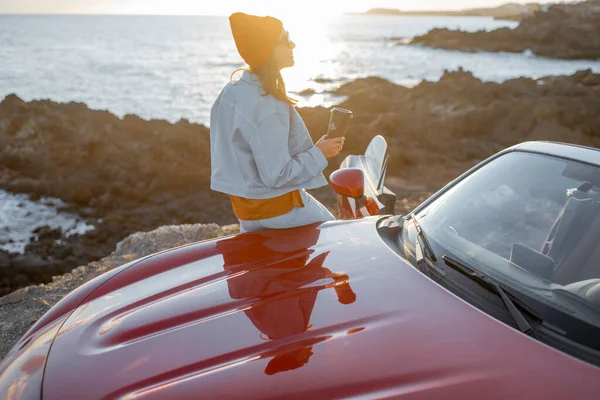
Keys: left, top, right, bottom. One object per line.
{"left": 315, "top": 135, "right": 345, "bottom": 159}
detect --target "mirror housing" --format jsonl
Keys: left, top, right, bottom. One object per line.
{"left": 330, "top": 168, "right": 364, "bottom": 198}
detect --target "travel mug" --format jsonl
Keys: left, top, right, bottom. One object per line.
{"left": 326, "top": 108, "right": 353, "bottom": 138}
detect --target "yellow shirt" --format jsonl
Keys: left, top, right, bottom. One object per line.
{"left": 230, "top": 190, "right": 305, "bottom": 221}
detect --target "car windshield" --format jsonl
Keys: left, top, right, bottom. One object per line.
{"left": 408, "top": 151, "right": 600, "bottom": 316}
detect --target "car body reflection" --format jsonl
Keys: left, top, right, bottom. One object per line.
{"left": 216, "top": 224, "right": 356, "bottom": 375}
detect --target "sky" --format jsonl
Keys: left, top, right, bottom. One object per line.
{"left": 0, "top": 0, "right": 562, "bottom": 16}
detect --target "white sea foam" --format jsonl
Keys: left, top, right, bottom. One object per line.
{"left": 0, "top": 189, "right": 95, "bottom": 254}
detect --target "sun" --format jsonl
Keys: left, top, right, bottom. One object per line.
{"left": 230, "top": 0, "right": 343, "bottom": 27}
{"left": 275, "top": 5, "right": 340, "bottom": 26}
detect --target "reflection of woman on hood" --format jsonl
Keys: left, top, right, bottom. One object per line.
{"left": 216, "top": 225, "right": 356, "bottom": 374}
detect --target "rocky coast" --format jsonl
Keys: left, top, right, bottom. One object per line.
{"left": 2, "top": 67, "right": 600, "bottom": 295}
{"left": 1, "top": 67, "right": 600, "bottom": 358}
{"left": 404, "top": 0, "right": 600, "bottom": 60}
{"left": 363, "top": 3, "right": 543, "bottom": 20}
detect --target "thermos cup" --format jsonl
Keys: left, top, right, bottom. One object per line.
{"left": 326, "top": 108, "right": 353, "bottom": 138}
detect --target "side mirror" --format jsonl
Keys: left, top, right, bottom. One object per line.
{"left": 330, "top": 168, "right": 364, "bottom": 198}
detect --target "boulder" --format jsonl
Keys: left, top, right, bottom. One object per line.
{"left": 407, "top": 1, "right": 600, "bottom": 60}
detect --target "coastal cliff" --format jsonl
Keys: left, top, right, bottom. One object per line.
{"left": 404, "top": 0, "right": 600, "bottom": 60}
{"left": 364, "top": 3, "right": 543, "bottom": 20}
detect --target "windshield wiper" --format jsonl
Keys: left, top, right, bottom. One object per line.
{"left": 410, "top": 213, "right": 437, "bottom": 262}
{"left": 442, "top": 255, "right": 538, "bottom": 339}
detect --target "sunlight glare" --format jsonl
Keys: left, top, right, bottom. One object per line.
{"left": 278, "top": 8, "right": 341, "bottom": 102}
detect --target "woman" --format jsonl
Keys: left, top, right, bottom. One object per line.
{"left": 210, "top": 12, "right": 344, "bottom": 233}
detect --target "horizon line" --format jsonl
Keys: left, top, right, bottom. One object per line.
{"left": 0, "top": 7, "right": 481, "bottom": 17}
{"left": 0, "top": 12, "right": 233, "bottom": 17}
{"left": 0, "top": 10, "right": 501, "bottom": 17}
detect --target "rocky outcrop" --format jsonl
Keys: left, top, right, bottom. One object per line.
{"left": 0, "top": 226, "right": 109, "bottom": 296}
{"left": 0, "top": 95, "right": 231, "bottom": 223}
{"left": 2, "top": 68, "right": 600, "bottom": 295}
{"left": 0, "top": 223, "right": 239, "bottom": 360}
{"left": 0, "top": 95, "right": 236, "bottom": 295}
{"left": 406, "top": 0, "right": 600, "bottom": 60}
{"left": 301, "top": 68, "right": 600, "bottom": 189}
{"left": 365, "top": 3, "right": 543, "bottom": 20}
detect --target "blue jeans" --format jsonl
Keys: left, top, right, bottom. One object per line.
{"left": 239, "top": 190, "right": 335, "bottom": 233}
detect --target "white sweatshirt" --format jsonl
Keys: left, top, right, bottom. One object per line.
{"left": 210, "top": 70, "right": 328, "bottom": 199}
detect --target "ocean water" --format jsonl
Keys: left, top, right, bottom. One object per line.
{"left": 0, "top": 189, "right": 95, "bottom": 254}
{"left": 1, "top": 14, "right": 599, "bottom": 126}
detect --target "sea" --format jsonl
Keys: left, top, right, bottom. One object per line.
{"left": 1, "top": 14, "right": 600, "bottom": 253}
{"left": 2, "top": 14, "right": 600, "bottom": 125}
{"left": 0, "top": 189, "right": 95, "bottom": 254}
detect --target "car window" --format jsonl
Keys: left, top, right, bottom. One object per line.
{"left": 418, "top": 151, "right": 600, "bottom": 295}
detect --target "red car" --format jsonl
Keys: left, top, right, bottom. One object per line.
{"left": 1, "top": 140, "right": 599, "bottom": 399}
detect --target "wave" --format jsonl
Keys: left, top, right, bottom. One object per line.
{"left": 205, "top": 61, "right": 245, "bottom": 68}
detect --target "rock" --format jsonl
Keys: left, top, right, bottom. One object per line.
{"left": 221, "top": 224, "right": 241, "bottom": 236}
{"left": 0, "top": 289, "right": 26, "bottom": 305}
{"left": 10, "top": 255, "right": 54, "bottom": 269}
{"left": 0, "top": 251, "right": 10, "bottom": 268}
{"left": 314, "top": 76, "right": 334, "bottom": 84}
{"left": 0, "top": 94, "right": 236, "bottom": 293}
{"left": 407, "top": 1, "right": 600, "bottom": 60}
{"left": 299, "top": 88, "right": 317, "bottom": 96}
{"left": 113, "top": 223, "right": 224, "bottom": 258}
{"left": 300, "top": 69, "right": 600, "bottom": 190}
{"left": 527, "top": 120, "right": 582, "bottom": 143}
{"left": 32, "top": 226, "right": 63, "bottom": 240}
{"left": 0, "top": 94, "right": 224, "bottom": 228}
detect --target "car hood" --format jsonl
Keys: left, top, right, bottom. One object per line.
{"left": 43, "top": 218, "right": 599, "bottom": 399}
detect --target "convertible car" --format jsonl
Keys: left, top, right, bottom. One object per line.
{"left": 1, "top": 140, "right": 599, "bottom": 399}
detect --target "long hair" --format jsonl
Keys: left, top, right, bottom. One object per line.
{"left": 230, "top": 57, "right": 297, "bottom": 105}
